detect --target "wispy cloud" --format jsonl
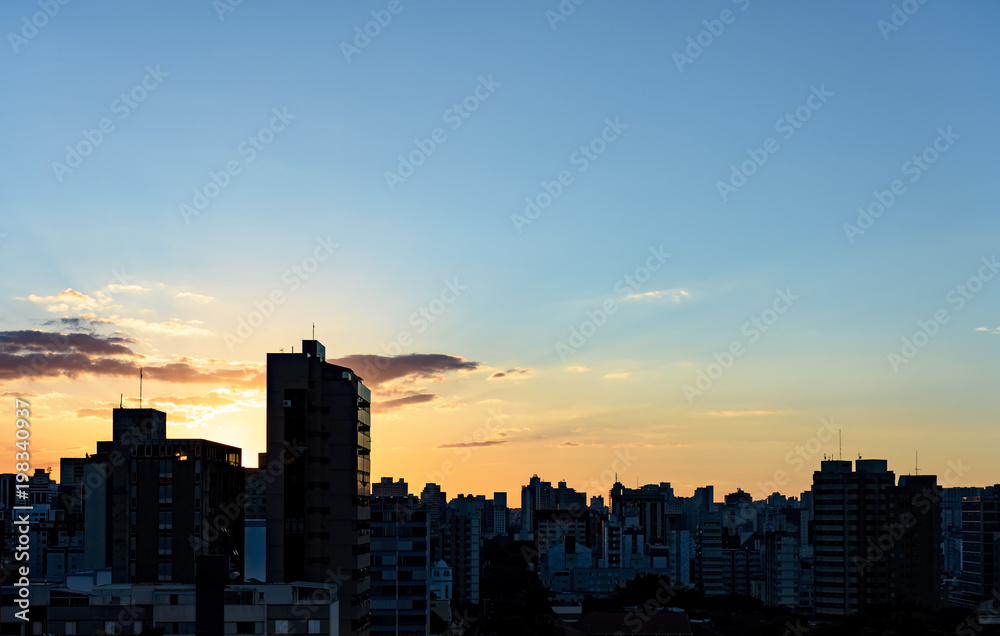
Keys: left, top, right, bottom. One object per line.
{"left": 566, "top": 365, "right": 591, "bottom": 373}
{"left": 375, "top": 393, "right": 437, "bottom": 412}
{"left": 489, "top": 367, "right": 533, "bottom": 380}
{"left": 604, "top": 372, "right": 630, "bottom": 379}
{"left": 436, "top": 440, "right": 507, "bottom": 449}
{"left": 975, "top": 326, "right": 1000, "bottom": 335}
{"left": 175, "top": 291, "right": 215, "bottom": 303}
{"left": 559, "top": 441, "right": 581, "bottom": 447}
{"left": 626, "top": 288, "right": 690, "bottom": 302}
{"left": 707, "top": 409, "right": 782, "bottom": 417}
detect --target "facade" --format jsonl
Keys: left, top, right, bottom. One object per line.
{"left": 83, "top": 408, "right": 245, "bottom": 585}
{"left": 443, "top": 499, "right": 481, "bottom": 607}
{"left": 370, "top": 493, "right": 430, "bottom": 636}
{"left": 811, "top": 460, "right": 942, "bottom": 615}
{"left": 265, "top": 339, "right": 372, "bottom": 636}
{"left": 0, "top": 569, "right": 339, "bottom": 635}
{"left": 960, "top": 485, "right": 1000, "bottom": 606}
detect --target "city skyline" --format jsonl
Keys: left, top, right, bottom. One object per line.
{"left": 3, "top": 1, "right": 1000, "bottom": 503}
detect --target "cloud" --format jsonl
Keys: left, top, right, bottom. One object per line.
{"left": 330, "top": 353, "right": 480, "bottom": 386}
{"left": 25, "top": 288, "right": 112, "bottom": 312}
{"left": 707, "top": 410, "right": 781, "bottom": 417}
{"left": 559, "top": 441, "right": 581, "bottom": 447}
{"left": 100, "top": 316, "right": 212, "bottom": 337}
{"left": 106, "top": 284, "right": 151, "bottom": 293}
{"left": 603, "top": 372, "right": 630, "bottom": 379}
{"left": 0, "top": 329, "right": 261, "bottom": 385}
{"left": 566, "top": 365, "right": 591, "bottom": 373}
{"left": 626, "top": 288, "right": 691, "bottom": 302}
{"left": 374, "top": 393, "right": 437, "bottom": 412}
{"left": 435, "top": 440, "right": 508, "bottom": 449}
{"left": 488, "top": 367, "right": 533, "bottom": 380}
{"left": 975, "top": 326, "right": 1000, "bottom": 335}
{"left": 176, "top": 292, "right": 215, "bottom": 303}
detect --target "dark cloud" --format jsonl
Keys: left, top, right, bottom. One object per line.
{"left": 488, "top": 367, "right": 532, "bottom": 380}
{"left": 436, "top": 440, "right": 508, "bottom": 449}
{"left": 374, "top": 393, "right": 436, "bottom": 412}
{"left": 0, "top": 330, "right": 135, "bottom": 356}
{"left": 330, "top": 353, "right": 479, "bottom": 386}
{"left": 559, "top": 441, "right": 581, "bottom": 447}
{"left": 0, "top": 329, "right": 261, "bottom": 385}
{"left": 42, "top": 316, "right": 116, "bottom": 332}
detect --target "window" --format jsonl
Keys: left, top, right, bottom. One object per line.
{"left": 309, "top": 620, "right": 321, "bottom": 634}
{"left": 275, "top": 619, "right": 290, "bottom": 634}
{"left": 236, "top": 621, "right": 256, "bottom": 634}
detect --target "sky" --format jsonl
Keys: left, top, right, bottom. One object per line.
{"left": 1, "top": 0, "right": 999, "bottom": 503}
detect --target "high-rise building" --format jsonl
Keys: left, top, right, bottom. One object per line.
{"left": 370, "top": 490, "right": 430, "bottom": 636}
{"left": 84, "top": 408, "right": 245, "bottom": 585}
{"left": 960, "top": 485, "right": 1000, "bottom": 606}
{"left": 811, "top": 459, "right": 942, "bottom": 615}
{"left": 265, "top": 339, "right": 372, "bottom": 636}
{"left": 486, "top": 492, "right": 507, "bottom": 539}
{"left": 444, "top": 497, "right": 481, "bottom": 608}
{"left": 609, "top": 482, "right": 672, "bottom": 545}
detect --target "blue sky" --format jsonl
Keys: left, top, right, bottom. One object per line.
{"left": 2, "top": 0, "right": 998, "bottom": 499}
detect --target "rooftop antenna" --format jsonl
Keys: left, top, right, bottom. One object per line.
{"left": 915, "top": 451, "right": 920, "bottom": 475}
{"left": 312, "top": 323, "right": 315, "bottom": 339}
{"left": 120, "top": 393, "right": 123, "bottom": 409}
{"left": 139, "top": 367, "right": 143, "bottom": 409}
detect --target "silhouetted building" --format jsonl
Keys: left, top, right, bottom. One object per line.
{"left": 960, "top": 485, "right": 1000, "bottom": 606}
{"left": 443, "top": 498, "right": 481, "bottom": 607}
{"left": 84, "top": 408, "right": 245, "bottom": 585}
{"left": 811, "top": 460, "right": 941, "bottom": 615}
{"left": 265, "top": 339, "right": 372, "bottom": 636}
{"left": 371, "top": 492, "right": 430, "bottom": 636}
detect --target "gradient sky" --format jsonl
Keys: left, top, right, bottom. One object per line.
{"left": 2, "top": 1, "right": 999, "bottom": 503}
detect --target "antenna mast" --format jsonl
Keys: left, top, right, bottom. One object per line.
{"left": 915, "top": 451, "right": 920, "bottom": 475}
{"left": 139, "top": 368, "right": 143, "bottom": 409}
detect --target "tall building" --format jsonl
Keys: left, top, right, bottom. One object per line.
{"left": 486, "top": 492, "right": 507, "bottom": 539}
{"left": 420, "top": 483, "right": 447, "bottom": 562}
{"left": 444, "top": 497, "right": 481, "bottom": 608}
{"left": 960, "top": 485, "right": 1000, "bottom": 606}
{"left": 265, "top": 339, "right": 372, "bottom": 636}
{"left": 370, "top": 491, "right": 430, "bottom": 636}
{"left": 84, "top": 408, "right": 245, "bottom": 585}
{"left": 609, "top": 482, "right": 673, "bottom": 545}
{"left": 811, "top": 459, "right": 941, "bottom": 615}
